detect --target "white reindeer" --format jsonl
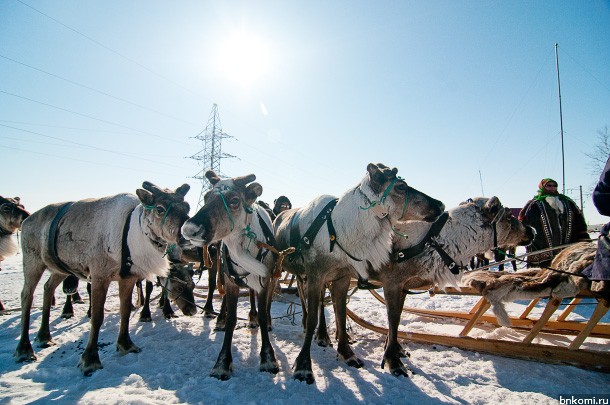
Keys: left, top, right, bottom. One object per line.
{"left": 14, "top": 182, "right": 190, "bottom": 376}
{"left": 273, "top": 163, "right": 445, "bottom": 384}
{"left": 372, "top": 196, "right": 535, "bottom": 376}
{"left": 181, "top": 172, "right": 279, "bottom": 380}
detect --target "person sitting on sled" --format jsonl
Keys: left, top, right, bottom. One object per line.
{"left": 519, "top": 178, "right": 590, "bottom": 268}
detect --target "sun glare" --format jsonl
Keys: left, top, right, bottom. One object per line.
{"left": 218, "top": 32, "right": 271, "bottom": 87}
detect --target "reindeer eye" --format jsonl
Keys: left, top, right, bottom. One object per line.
{"left": 394, "top": 183, "right": 408, "bottom": 193}
{"left": 156, "top": 205, "right": 166, "bottom": 215}
{"left": 229, "top": 197, "right": 240, "bottom": 209}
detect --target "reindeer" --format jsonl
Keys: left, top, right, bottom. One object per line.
{"left": 369, "top": 196, "right": 535, "bottom": 377}
{"left": 181, "top": 172, "right": 279, "bottom": 380}
{"left": 0, "top": 196, "right": 30, "bottom": 311}
{"left": 273, "top": 163, "right": 444, "bottom": 384}
{"left": 14, "top": 182, "right": 190, "bottom": 376}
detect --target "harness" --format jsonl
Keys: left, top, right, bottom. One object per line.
{"left": 391, "top": 212, "right": 449, "bottom": 263}
{"left": 288, "top": 198, "right": 363, "bottom": 263}
{"left": 47, "top": 202, "right": 137, "bottom": 279}
{"left": 391, "top": 204, "right": 508, "bottom": 275}
{"left": 222, "top": 210, "right": 277, "bottom": 289}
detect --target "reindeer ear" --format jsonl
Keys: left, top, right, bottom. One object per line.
{"left": 234, "top": 174, "right": 257, "bottom": 188}
{"left": 142, "top": 181, "right": 163, "bottom": 194}
{"left": 136, "top": 188, "right": 155, "bottom": 206}
{"left": 245, "top": 182, "right": 263, "bottom": 205}
{"left": 175, "top": 184, "right": 190, "bottom": 197}
{"left": 367, "top": 163, "right": 386, "bottom": 193}
{"left": 205, "top": 171, "right": 221, "bottom": 185}
{"left": 483, "top": 196, "right": 502, "bottom": 219}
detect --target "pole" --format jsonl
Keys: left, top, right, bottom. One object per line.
{"left": 555, "top": 43, "right": 566, "bottom": 195}
{"left": 478, "top": 170, "right": 485, "bottom": 197}
{"left": 579, "top": 185, "right": 583, "bottom": 212}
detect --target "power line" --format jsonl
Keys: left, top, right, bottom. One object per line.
{"left": 15, "top": 0, "right": 199, "bottom": 97}
{"left": 0, "top": 53, "right": 201, "bottom": 127}
{"left": 0, "top": 90, "right": 192, "bottom": 146}
{"left": 0, "top": 124, "right": 189, "bottom": 169}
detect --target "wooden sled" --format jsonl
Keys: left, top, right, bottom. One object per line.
{"left": 346, "top": 286, "right": 610, "bottom": 372}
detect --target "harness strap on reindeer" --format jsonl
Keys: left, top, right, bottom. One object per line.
{"left": 392, "top": 212, "right": 449, "bottom": 263}
{"left": 47, "top": 202, "right": 138, "bottom": 280}
{"left": 47, "top": 202, "right": 77, "bottom": 278}
{"left": 288, "top": 198, "right": 362, "bottom": 263}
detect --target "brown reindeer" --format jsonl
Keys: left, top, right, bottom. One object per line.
{"left": 0, "top": 196, "right": 30, "bottom": 311}
{"left": 273, "top": 163, "right": 444, "bottom": 384}
{"left": 181, "top": 172, "right": 279, "bottom": 380}
{"left": 14, "top": 182, "right": 190, "bottom": 375}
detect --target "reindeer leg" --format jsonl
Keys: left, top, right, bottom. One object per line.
{"left": 116, "top": 277, "right": 141, "bottom": 354}
{"left": 162, "top": 289, "right": 177, "bottom": 319}
{"left": 139, "top": 280, "right": 153, "bottom": 322}
{"left": 86, "top": 282, "right": 92, "bottom": 318}
{"left": 248, "top": 289, "right": 259, "bottom": 328}
{"left": 203, "top": 264, "right": 217, "bottom": 317}
{"left": 294, "top": 276, "right": 324, "bottom": 384}
{"left": 14, "top": 259, "right": 46, "bottom": 362}
{"left": 297, "top": 277, "right": 308, "bottom": 332}
{"left": 381, "top": 282, "right": 411, "bottom": 377}
{"left": 35, "top": 272, "right": 65, "bottom": 347}
{"left": 257, "top": 277, "right": 279, "bottom": 374}
{"left": 330, "top": 273, "right": 363, "bottom": 368}
{"left": 79, "top": 277, "right": 110, "bottom": 376}
{"left": 61, "top": 293, "right": 74, "bottom": 319}
{"left": 315, "top": 286, "right": 332, "bottom": 347}
{"left": 210, "top": 278, "right": 239, "bottom": 380}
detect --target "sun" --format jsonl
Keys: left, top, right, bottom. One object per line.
{"left": 217, "top": 32, "right": 271, "bottom": 87}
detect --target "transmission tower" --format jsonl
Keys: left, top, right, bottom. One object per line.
{"left": 189, "top": 104, "right": 235, "bottom": 209}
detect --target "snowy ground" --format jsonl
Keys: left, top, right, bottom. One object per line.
{"left": 1, "top": 245, "right": 609, "bottom": 405}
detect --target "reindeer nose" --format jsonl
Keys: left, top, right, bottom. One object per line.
{"left": 181, "top": 222, "right": 203, "bottom": 241}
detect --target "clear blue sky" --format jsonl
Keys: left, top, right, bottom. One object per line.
{"left": 2, "top": 1, "right": 609, "bottom": 225}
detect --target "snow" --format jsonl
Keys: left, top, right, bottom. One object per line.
{"left": 1, "top": 246, "right": 609, "bottom": 405}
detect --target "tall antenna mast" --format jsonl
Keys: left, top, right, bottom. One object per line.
{"left": 189, "top": 104, "right": 235, "bottom": 209}
{"left": 555, "top": 43, "right": 566, "bottom": 195}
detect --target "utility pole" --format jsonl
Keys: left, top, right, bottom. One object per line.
{"left": 555, "top": 43, "right": 566, "bottom": 195}
{"left": 189, "top": 104, "right": 235, "bottom": 209}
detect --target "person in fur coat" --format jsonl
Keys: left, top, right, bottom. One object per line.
{"left": 519, "top": 178, "right": 590, "bottom": 268}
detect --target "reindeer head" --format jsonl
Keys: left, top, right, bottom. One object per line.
{"left": 135, "top": 182, "right": 191, "bottom": 244}
{"left": 364, "top": 163, "right": 444, "bottom": 223}
{"left": 181, "top": 171, "right": 262, "bottom": 246}
{"left": 0, "top": 196, "right": 30, "bottom": 234}
{"left": 461, "top": 196, "right": 535, "bottom": 248}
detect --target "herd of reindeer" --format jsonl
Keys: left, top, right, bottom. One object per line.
{"left": 0, "top": 162, "right": 602, "bottom": 383}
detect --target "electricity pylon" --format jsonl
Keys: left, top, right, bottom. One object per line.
{"left": 189, "top": 104, "right": 235, "bottom": 209}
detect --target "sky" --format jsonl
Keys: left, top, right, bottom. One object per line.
{"left": 2, "top": 1, "right": 610, "bottom": 225}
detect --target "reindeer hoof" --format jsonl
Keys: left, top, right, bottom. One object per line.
{"left": 78, "top": 352, "right": 103, "bottom": 376}
{"left": 294, "top": 370, "right": 315, "bottom": 384}
{"left": 61, "top": 312, "right": 74, "bottom": 319}
{"left": 345, "top": 356, "right": 364, "bottom": 368}
{"left": 210, "top": 367, "right": 232, "bottom": 381}
{"left": 14, "top": 348, "right": 37, "bottom": 363}
{"left": 392, "top": 367, "right": 410, "bottom": 378}
{"left": 139, "top": 315, "right": 152, "bottom": 323}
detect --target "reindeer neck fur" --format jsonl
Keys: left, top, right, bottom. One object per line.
{"left": 128, "top": 205, "right": 170, "bottom": 280}
{"left": 331, "top": 176, "right": 395, "bottom": 277}
{"left": 0, "top": 233, "right": 18, "bottom": 260}
{"left": 404, "top": 205, "right": 494, "bottom": 289}
{"left": 434, "top": 205, "right": 495, "bottom": 264}
{"left": 222, "top": 203, "right": 271, "bottom": 280}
